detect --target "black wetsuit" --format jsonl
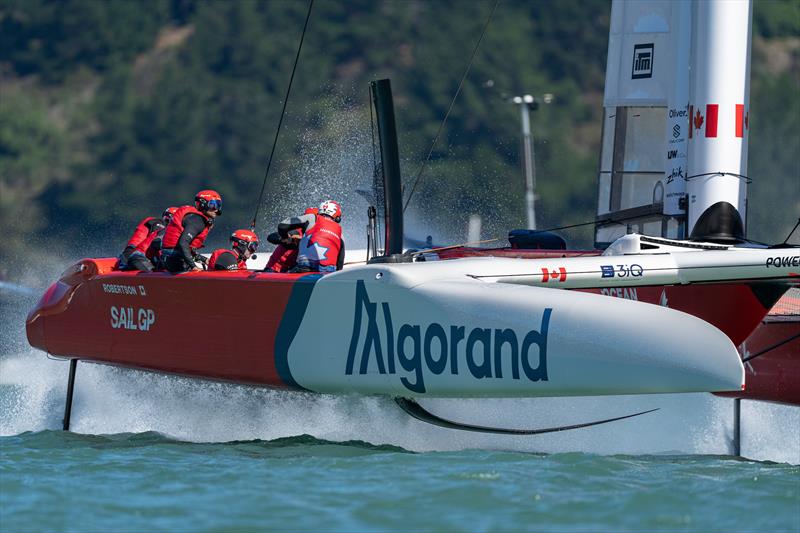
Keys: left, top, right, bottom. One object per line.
{"left": 165, "top": 214, "right": 210, "bottom": 272}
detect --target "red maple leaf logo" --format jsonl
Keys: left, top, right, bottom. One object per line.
{"left": 693, "top": 109, "right": 704, "bottom": 130}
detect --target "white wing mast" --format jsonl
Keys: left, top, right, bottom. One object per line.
{"left": 597, "top": 0, "right": 752, "bottom": 246}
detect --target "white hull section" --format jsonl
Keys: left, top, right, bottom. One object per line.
{"left": 285, "top": 262, "right": 744, "bottom": 398}
{"left": 460, "top": 236, "right": 800, "bottom": 289}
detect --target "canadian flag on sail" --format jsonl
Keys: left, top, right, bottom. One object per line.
{"left": 735, "top": 104, "right": 746, "bottom": 137}
{"left": 689, "top": 104, "right": 746, "bottom": 139}
{"left": 704, "top": 104, "right": 718, "bottom": 137}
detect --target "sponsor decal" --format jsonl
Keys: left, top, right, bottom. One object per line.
{"left": 110, "top": 306, "right": 156, "bottom": 331}
{"left": 600, "top": 287, "right": 639, "bottom": 301}
{"left": 600, "top": 264, "right": 644, "bottom": 278}
{"left": 540, "top": 267, "right": 567, "bottom": 283}
{"left": 102, "top": 283, "right": 142, "bottom": 296}
{"left": 766, "top": 255, "right": 800, "bottom": 268}
{"left": 345, "top": 281, "right": 550, "bottom": 394}
{"left": 666, "top": 166, "right": 684, "bottom": 184}
{"left": 631, "top": 43, "right": 654, "bottom": 79}
{"left": 667, "top": 149, "right": 678, "bottom": 159}
{"left": 669, "top": 107, "right": 688, "bottom": 119}
{"left": 672, "top": 124, "right": 681, "bottom": 138}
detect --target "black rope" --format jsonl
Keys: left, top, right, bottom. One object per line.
{"left": 251, "top": 0, "right": 314, "bottom": 229}
{"left": 402, "top": 0, "right": 500, "bottom": 213}
{"left": 684, "top": 171, "right": 752, "bottom": 184}
{"left": 781, "top": 218, "right": 800, "bottom": 245}
{"left": 741, "top": 332, "right": 800, "bottom": 363}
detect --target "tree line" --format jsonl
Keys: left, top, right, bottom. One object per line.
{"left": 0, "top": 0, "right": 797, "bottom": 282}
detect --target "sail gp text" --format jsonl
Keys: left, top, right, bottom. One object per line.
{"left": 345, "top": 281, "right": 550, "bottom": 393}
{"left": 110, "top": 306, "right": 156, "bottom": 331}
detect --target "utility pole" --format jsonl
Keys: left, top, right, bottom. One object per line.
{"left": 510, "top": 93, "right": 553, "bottom": 230}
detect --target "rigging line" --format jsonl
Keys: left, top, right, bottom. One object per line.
{"left": 251, "top": 0, "right": 315, "bottom": 229}
{"left": 684, "top": 171, "right": 752, "bottom": 184}
{"left": 741, "top": 332, "right": 800, "bottom": 363}
{"left": 405, "top": 217, "right": 618, "bottom": 256}
{"left": 417, "top": 208, "right": 729, "bottom": 258}
{"left": 408, "top": 238, "right": 502, "bottom": 255}
{"left": 402, "top": 0, "right": 501, "bottom": 214}
{"left": 781, "top": 218, "right": 800, "bottom": 245}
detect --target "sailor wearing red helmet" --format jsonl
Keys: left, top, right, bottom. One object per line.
{"left": 287, "top": 200, "right": 345, "bottom": 273}
{"left": 162, "top": 190, "right": 222, "bottom": 273}
{"left": 208, "top": 229, "right": 259, "bottom": 270}
{"left": 117, "top": 214, "right": 167, "bottom": 272}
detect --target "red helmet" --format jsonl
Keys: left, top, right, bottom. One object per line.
{"left": 318, "top": 200, "right": 342, "bottom": 222}
{"left": 162, "top": 206, "right": 179, "bottom": 224}
{"left": 195, "top": 190, "right": 222, "bottom": 214}
{"left": 231, "top": 229, "right": 259, "bottom": 253}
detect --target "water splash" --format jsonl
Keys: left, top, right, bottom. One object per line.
{"left": 2, "top": 347, "right": 797, "bottom": 463}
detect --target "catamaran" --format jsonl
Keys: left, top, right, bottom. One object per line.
{"left": 26, "top": 0, "right": 798, "bottom": 440}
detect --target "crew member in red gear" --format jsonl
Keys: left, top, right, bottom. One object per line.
{"left": 162, "top": 190, "right": 222, "bottom": 273}
{"left": 289, "top": 200, "right": 345, "bottom": 273}
{"left": 208, "top": 229, "right": 259, "bottom": 271}
{"left": 264, "top": 207, "right": 317, "bottom": 273}
{"left": 148, "top": 206, "right": 179, "bottom": 271}
{"left": 117, "top": 215, "right": 167, "bottom": 271}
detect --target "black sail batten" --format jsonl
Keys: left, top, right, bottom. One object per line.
{"left": 369, "top": 79, "right": 404, "bottom": 258}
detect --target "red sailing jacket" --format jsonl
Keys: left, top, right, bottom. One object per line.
{"left": 162, "top": 206, "right": 211, "bottom": 251}
{"left": 265, "top": 245, "right": 298, "bottom": 273}
{"left": 127, "top": 217, "right": 163, "bottom": 254}
{"left": 208, "top": 249, "right": 246, "bottom": 270}
{"left": 297, "top": 215, "right": 342, "bottom": 270}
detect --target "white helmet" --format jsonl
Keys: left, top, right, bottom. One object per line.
{"left": 318, "top": 200, "right": 342, "bottom": 222}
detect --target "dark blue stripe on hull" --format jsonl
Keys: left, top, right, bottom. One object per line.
{"left": 274, "top": 274, "right": 322, "bottom": 390}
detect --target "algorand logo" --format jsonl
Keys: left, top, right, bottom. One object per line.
{"left": 345, "top": 280, "right": 551, "bottom": 394}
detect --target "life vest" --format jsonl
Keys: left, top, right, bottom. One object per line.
{"left": 208, "top": 249, "right": 246, "bottom": 270}
{"left": 266, "top": 244, "right": 298, "bottom": 273}
{"left": 296, "top": 215, "right": 342, "bottom": 271}
{"left": 127, "top": 217, "right": 164, "bottom": 255}
{"left": 162, "top": 206, "right": 211, "bottom": 251}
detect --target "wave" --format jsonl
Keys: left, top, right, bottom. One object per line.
{"left": 2, "top": 351, "right": 798, "bottom": 463}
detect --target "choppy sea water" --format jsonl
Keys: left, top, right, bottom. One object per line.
{"left": 2, "top": 293, "right": 799, "bottom": 531}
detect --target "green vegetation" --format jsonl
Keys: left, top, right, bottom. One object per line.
{"left": 0, "top": 0, "right": 797, "bottom": 281}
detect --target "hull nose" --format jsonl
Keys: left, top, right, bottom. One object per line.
{"left": 26, "top": 279, "right": 81, "bottom": 353}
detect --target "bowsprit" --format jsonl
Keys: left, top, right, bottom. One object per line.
{"left": 345, "top": 280, "right": 550, "bottom": 393}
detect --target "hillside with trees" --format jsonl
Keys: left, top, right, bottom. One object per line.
{"left": 0, "top": 0, "right": 797, "bottom": 283}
